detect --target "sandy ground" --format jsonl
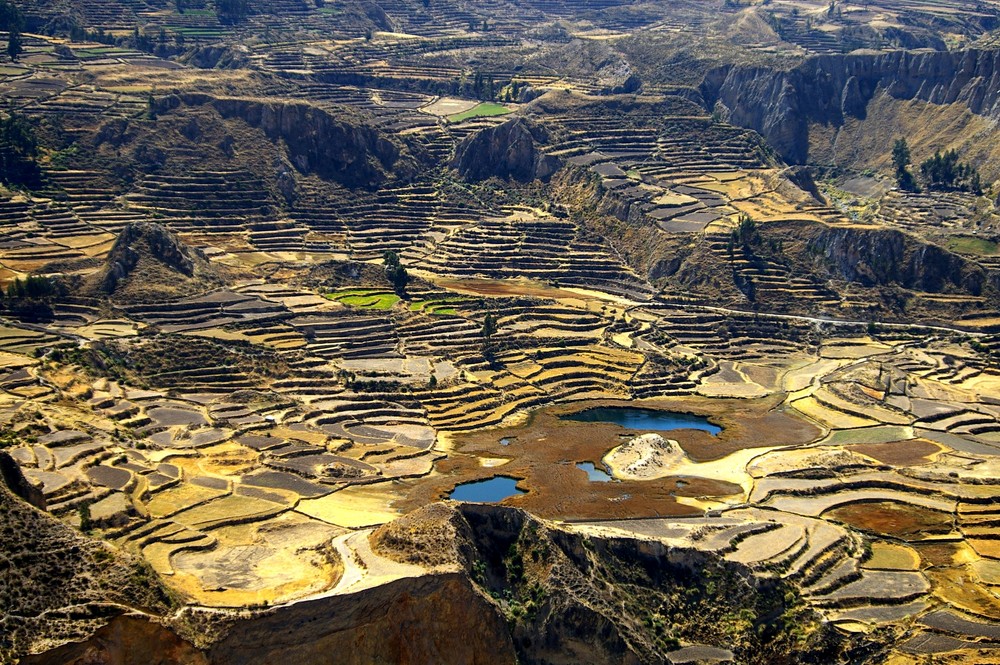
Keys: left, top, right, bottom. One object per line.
{"left": 603, "top": 432, "right": 775, "bottom": 500}
{"left": 420, "top": 97, "right": 478, "bottom": 117}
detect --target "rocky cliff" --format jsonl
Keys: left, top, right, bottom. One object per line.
{"left": 156, "top": 94, "right": 416, "bottom": 188}
{"left": 18, "top": 502, "right": 869, "bottom": 665}
{"left": 0, "top": 450, "right": 45, "bottom": 509}
{"left": 451, "top": 117, "right": 561, "bottom": 182}
{"left": 0, "top": 481, "right": 175, "bottom": 663}
{"left": 204, "top": 573, "right": 515, "bottom": 665}
{"left": 701, "top": 49, "right": 1000, "bottom": 164}
{"left": 20, "top": 616, "right": 207, "bottom": 665}
{"left": 800, "top": 223, "right": 995, "bottom": 295}
{"left": 551, "top": 164, "right": 1000, "bottom": 318}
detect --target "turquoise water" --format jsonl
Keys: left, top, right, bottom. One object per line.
{"left": 561, "top": 407, "right": 721, "bottom": 436}
{"left": 450, "top": 476, "right": 525, "bottom": 502}
{"left": 577, "top": 462, "right": 614, "bottom": 482}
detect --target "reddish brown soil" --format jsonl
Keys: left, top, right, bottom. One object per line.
{"left": 826, "top": 501, "right": 954, "bottom": 540}
{"left": 848, "top": 439, "right": 940, "bottom": 466}
{"left": 912, "top": 541, "right": 963, "bottom": 568}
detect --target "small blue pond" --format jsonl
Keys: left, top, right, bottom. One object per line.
{"left": 577, "top": 462, "right": 614, "bottom": 482}
{"left": 450, "top": 476, "right": 525, "bottom": 502}
{"left": 561, "top": 407, "right": 721, "bottom": 436}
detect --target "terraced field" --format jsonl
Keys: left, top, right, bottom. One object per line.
{"left": 6, "top": 0, "right": 1000, "bottom": 661}
{"left": 4, "top": 249, "right": 1000, "bottom": 655}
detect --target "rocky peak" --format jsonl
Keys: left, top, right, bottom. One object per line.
{"left": 85, "top": 222, "right": 220, "bottom": 303}
{"left": 451, "top": 117, "right": 561, "bottom": 182}
{"left": 101, "top": 222, "right": 196, "bottom": 293}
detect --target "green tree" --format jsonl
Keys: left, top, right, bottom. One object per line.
{"left": 7, "top": 27, "right": 21, "bottom": 61}
{"left": 383, "top": 250, "right": 409, "bottom": 294}
{"left": 0, "top": 0, "right": 24, "bottom": 62}
{"left": 892, "top": 138, "right": 917, "bottom": 191}
{"left": 216, "top": 0, "right": 249, "bottom": 23}
{"left": 481, "top": 311, "right": 498, "bottom": 362}
{"left": 0, "top": 111, "right": 40, "bottom": 187}
{"left": 0, "top": 0, "right": 23, "bottom": 32}
{"left": 891, "top": 138, "right": 910, "bottom": 174}
{"left": 481, "top": 312, "right": 497, "bottom": 342}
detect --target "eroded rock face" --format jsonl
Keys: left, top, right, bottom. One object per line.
{"left": 701, "top": 49, "right": 1000, "bottom": 164}
{"left": 207, "top": 573, "right": 515, "bottom": 665}
{"left": 20, "top": 502, "right": 869, "bottom": 665}
{"left": 451, "top": 117, "right": 561, "bottom": 182}
{"left": 21, "top": 616, "right": 207, "bottom": 665}
{"left": 803, "top": 224, "right": 994, "bottom": 294}
{"left": 101, "top": 222, "right": 196, "bottom": 292}
{"left": 157, "top": 94, "right": 414, "bottom": 188}
{"left": 81, "top": 221, "right": 224, "bottom": 303}
{"left": 0, "top": 450, "right": 44, "bottom": 509}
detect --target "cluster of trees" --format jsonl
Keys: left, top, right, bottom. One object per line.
{"left": 445, "top": 70, "right": 512, "bottom": 101}
{"left": 729, "top": 213, "right": 758, "bottom": 248}
{"left": 383, "top": 250, "right": 409, "bottom": 294}
{"left": 498, "top": 79, "right": 528, "bottom": 103}
{"left": 0, "top": 0, "right": 24, "bottom": 61}
{"left": 2, "top": 275, "right": 61, "bottom": 321}
{"left": 892, "top": 138, "right": 983, "bottom": 194}
{"left": 471, "top": 71, "right": 496, "bottom": 101}
{"left": 920, "top": 149, "right": 982, "bottom": 194}
{"left": 0, "top": 111, "right": 40, "bottom": 188}
{"left": 65, "top": 24, "right": 191, "bottom": 57}
{"left": 216, "top": 0, "right": 250, "bottom": 23}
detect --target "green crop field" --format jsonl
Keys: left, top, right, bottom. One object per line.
{"left": 946, "top": 235, "right": 999, "bottom": 255}
{"left": 328, "top": 289, "right": 400, "bottom": 310}
{"left": 447, "top": 102, "right": 510, "bottom": 123}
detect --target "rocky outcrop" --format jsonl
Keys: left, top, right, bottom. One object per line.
{"left": 21, "top": 616, "right": 207, "bottom": 665}
{"left": 803, "top": 224, "right": 994, "bottom": 294}
{"left": 206, "top": 573, "right": 515, "bottom": 665}
{"left": 101, "top": 222, "right": 196, "bottom": 290}
{"left": 0, "top": 450, "right": 44, "bottom": 509}
{"left": 85, "top": 222, "right": 220, "bottom": 302}
{"left": 451, "top": 117, "right": 561, "bottom": 182}
{"left": 700, "top": 49, "right": 1000, "bottom": 164}
{"left": 178, "top": 44, "right": 252, "bottom": 69}
{"left": 21, "top": 502, "right": 868, "bottom": 665}
{"left": 156, "top": 94, "right": 415, "bottom": 188}
{"left": 0, "top": 481, "right": 175, "bottom": 662}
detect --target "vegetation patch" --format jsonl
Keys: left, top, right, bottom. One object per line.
{"left": 826, "top": 501, "right": 954, "bottom": 540}
{"left": 447, "top": 102, "right": 511, "bottom": 123}
{"left": 946, "top": 235, "right": 999, "bottom": 256}
{"left": 327, "top": 288, "right": 400, "bottom": 310}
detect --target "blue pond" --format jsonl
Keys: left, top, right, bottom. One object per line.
{"left": 561, "top": 407, "right": 721, "bottom": 436}
{"left": 450, "top": 476, "right": 525, "bottom": 502}
{"left": 577, "top": 462, "right": 614, "bottom": 482}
